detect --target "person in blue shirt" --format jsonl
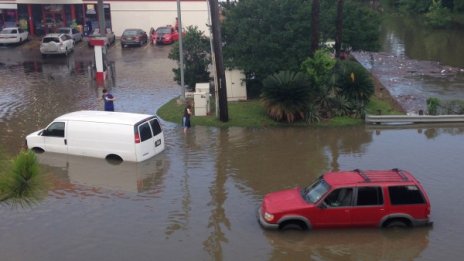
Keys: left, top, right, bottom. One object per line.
{"left": 101, "top": 89, "right": 115, "bottom": 111}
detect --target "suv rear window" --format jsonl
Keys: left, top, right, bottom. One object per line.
{"left": 389, "top": 186, "right": 425, "bottom": 205}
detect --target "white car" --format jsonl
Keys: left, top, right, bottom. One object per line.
{"left": 57, "top": 27, "right": 83, "bottom": 43}
{"left": 0, "top": 27, "right": 29, "bottom": 45}
{"left": 40, "top": 33, "right": 74, "bottom": 57}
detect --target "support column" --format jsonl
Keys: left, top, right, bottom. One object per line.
{"left": 27, "top": 4, "right": 34, "bottom": 35}
{"left": 90, "top": 38, "right": 107, "bottom": 83}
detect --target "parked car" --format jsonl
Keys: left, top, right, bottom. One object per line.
{"left": 258, "top": 168, "right": 432, "bottom": 231}
{"left": 152, "top": 25, "right": 182, "bottom": 45}
{"left": 25, "top": 110, "right": 165, "bottom": 162}
{"left": 87, "top": 28, "right": 116, "bottom": 47}
{"left": 121, "top": 28, "right": 148, "bottom": 48}
{"left": 40, "top": 33, "right": 74, "bottom": 57}
{"left": 0, "top": 27, "right": 29, "bottom": 45}
{"left": 57, "top": 27, "right": 83, "bottom": 43}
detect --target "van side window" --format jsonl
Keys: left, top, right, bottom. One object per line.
{"left": 139, "top": 122, "right": 153, "bottom": 142}
{"left": 44, "top": 122, "right": 65, "bottom": 137}
{"left": 356, "top": 187, "right": 383, "bottom": 206}
{"left": 389, "top": 186, "right": 425, "bottom": 205}
{"left": 149, "top": 119, "right": 162, "bottom": 136}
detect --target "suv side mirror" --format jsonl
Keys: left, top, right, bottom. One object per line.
{"left": 318, "top": 202, "right": 328, "bottom": 209}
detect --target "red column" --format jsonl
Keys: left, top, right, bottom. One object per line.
{"left": 28, "top": 4, "right": 34, "bottom": 35}
{"left": 71, "top": 5, "right": 76, "bottom": 22}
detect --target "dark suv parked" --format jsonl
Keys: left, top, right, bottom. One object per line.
{"left": 258, "top": 168, "right": 432, "bottom": 231}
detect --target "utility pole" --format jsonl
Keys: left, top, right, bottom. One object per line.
{"left": 177, "top": 0, "right": 185, "bottom": 100}
{"left": 208, "top": 0, "right": 228, "bottom": 122}
{"left": 97, "top": 0, "right": 105, "bottom": 35}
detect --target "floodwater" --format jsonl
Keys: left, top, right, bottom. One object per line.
{"left": 352, "top": 14, "right": 464, "bottom": 113}
{"left": 1, "top": 39, "right": 464, "bottom": 260}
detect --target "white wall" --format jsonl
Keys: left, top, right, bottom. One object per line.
{"left": 109, "top": 2, "right": 209, "bottom": 37}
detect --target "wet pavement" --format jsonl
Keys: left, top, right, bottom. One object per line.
{"left": 1, "top": 37, "right": 464, "bottom": 261}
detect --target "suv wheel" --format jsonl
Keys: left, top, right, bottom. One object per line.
{"left": 384, "top": 219, "right": 410, "bottom": 229}
{"left": 279, "top": 220, "right": 307, "bottom": 231}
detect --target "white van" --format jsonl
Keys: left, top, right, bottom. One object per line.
{"left": 25, "top": 110, "right": 165, "bottom": 162}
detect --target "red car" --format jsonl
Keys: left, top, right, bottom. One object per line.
{"left": 258, "top": 168, "right": 432, "bottom": 231}
{"left": 151, "top": 25, "right": 181, "bottom": 45}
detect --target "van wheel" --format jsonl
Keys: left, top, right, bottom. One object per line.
{"left": 106, "top": 154, "right": 123, "bottom": 164}
{"left": 31, "top": 147, "right": 44, "bottom": 154}
{"left": 279, "top": 220, "right": 307, "bottom": 231}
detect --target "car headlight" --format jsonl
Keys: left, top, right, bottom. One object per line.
{"left": 264, "top": 212, "right": 274, "bottom": 222}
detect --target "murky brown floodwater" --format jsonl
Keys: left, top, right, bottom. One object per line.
{"left": 1, "top": 39, "right": 464, "bottom": 261}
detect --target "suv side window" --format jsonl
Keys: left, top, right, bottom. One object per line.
{"left": 324, "top": 188, "right": 353, "bottom": 207}
{"left": 356, "top": 187, "right": 383, "bottom": 206}
{"left": 138, "top": 122, "right": 153, "bottom": 142}
{"left": 389, "top": 186, "right": 425, "bottom": 205}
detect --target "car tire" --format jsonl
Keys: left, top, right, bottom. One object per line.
{"left": 385, "top": 220, "right": 410, "bottom": 229}
{"left": 279, "top": 220, "right": 307, "bottom": 231}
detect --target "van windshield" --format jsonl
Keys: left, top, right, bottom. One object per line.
{"left": 302, "top": 178, "right": 330, "bottom": 204}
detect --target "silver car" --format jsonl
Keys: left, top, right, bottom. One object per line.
{"left": 40, "top": 33, "right": 74, "bottom": 57}
{"left": 57, "top": 27, "right": 83, "bottom": 43}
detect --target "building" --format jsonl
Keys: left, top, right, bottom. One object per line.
{"left": 0, "top": 0, "right": 209, "bottom": 37}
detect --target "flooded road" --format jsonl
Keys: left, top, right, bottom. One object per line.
{"left": 1, "top": 39, "right": 464, "bottom": 260}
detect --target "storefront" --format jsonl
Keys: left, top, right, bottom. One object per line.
{"left": 0, "top": 2, "right": 111, "bottom": 36}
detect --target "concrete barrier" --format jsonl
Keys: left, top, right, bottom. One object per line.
{"left": 365, "top": 114, "right": 464, "bottom": 124}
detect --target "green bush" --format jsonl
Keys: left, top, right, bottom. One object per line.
{"left": 0, "top": 150, "right": 47, "bottom": 207}
{"left": 261, "top": 71, "right": 313, "bottom": 123}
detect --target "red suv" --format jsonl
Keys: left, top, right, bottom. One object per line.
{"left": 258, "top": 169, "right": 432, "bottom": 230}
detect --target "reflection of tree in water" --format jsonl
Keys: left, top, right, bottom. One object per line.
{"left": 318, "top": 126, "right": 373, "bottom": 171}
{"left": 202, "top": 130, "right": 230, "bottom": 260}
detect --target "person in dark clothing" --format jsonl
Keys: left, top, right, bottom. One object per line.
{"left": 182, "top": 104, "right": 192, "bottom": 133}
{"left": 101, "top": 89, "right": 115, "bottom": 111}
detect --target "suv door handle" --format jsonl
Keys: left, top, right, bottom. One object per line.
{"left": 64, "top": 139, "right": 67, "bottom": 145}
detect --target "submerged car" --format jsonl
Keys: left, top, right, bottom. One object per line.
{"left": 258, "top": 168, "right": 432, "bottom": 231}
{"left": 121, "top": 28, "right": 148, "bottom": 47}
{"left": 40, "top": 33, "right": 74, "bottom": 57}
{"left": 0, "top": 27, "right": 28, "bottom": 45}
{"left": 57, "top": 27, "right": 83, "bottom": 43}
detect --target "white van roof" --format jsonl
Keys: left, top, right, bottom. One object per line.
{"left": 54, "top": 110, "right": 155, "bottom": 125}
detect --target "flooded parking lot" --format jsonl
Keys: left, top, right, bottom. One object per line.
{"left": 1, "top": 38, "right": 464, "bottom": 260}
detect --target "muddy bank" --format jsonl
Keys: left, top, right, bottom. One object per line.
{"left": 352, "top": 51, "right": 464, "bottom": 114}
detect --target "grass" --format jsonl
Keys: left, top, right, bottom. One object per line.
{"left": 156, "top": 95, "right": 403, "bottom": 128}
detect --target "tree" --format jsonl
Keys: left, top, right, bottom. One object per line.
{"left": 261, "top": 71, "right": 313, "bottom": 123}
{"left": 222, "top": 0, "right": 382, "bottom": 80}
{"left": 310, "top": 0, "right": 321, "bottom": 55}
{"left": 334, "top": 0, "right": 344, "bottom": 58}
{"left": 168, "top": 26, "right": 211, "bottom": 89}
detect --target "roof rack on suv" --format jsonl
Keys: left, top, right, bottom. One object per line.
{"left": 392, "top": 168, "right": 409, "bottom": 181}
{"left": 353, "top": 169, "right": 370, "bottom": 182}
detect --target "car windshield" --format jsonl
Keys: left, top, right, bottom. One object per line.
{"left": 156, "top": 28, "right": 171, "bottom": 34}
{"left": 301, "top": 178, "right": 330, "bottom": 203}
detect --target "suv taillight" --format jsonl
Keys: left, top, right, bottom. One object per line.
{"left": 134, "top": 132, "right": 140, "bottom": 143}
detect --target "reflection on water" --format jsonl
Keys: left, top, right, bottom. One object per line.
{"left": 2, "top": 45, "right": 464, "bottom": 260}
{"left": 37, "top": 152, "right": 168, "bottom": 194}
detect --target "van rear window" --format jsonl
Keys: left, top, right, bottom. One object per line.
{"left": 139, "top": 122, "right": 152, "bottom": 142}
{"left": 150, "top": 119, "right": 162, "bottom": 136}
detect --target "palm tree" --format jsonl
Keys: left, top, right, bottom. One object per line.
{"left": 261, "top": 71, "right": 313, "bottom": 123}
{"left": 335, "top": 0, "right": 344, "bottom": 58}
